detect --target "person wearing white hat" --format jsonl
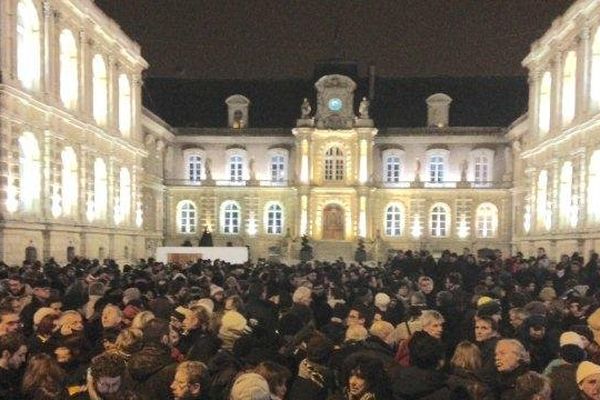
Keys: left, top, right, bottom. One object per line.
{"left": 576, "top": 361, "right": 600, "bottom": 399}
{"left": 229, "top": 372, "right": 271, "bottom": 400}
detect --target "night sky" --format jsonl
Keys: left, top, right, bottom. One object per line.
{"left": 94, "top": 0, "right": 574, "bottom": 80}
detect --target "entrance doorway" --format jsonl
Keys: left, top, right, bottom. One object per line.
{"left": 322, "top": 204, "right": 345, "bottom": 240}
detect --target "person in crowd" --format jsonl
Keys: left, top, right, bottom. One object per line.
{"left": 0, "top": 307, "right": 22, "bottom": 336}
{"left": 21, "top": 353, "right": 68, "bottom": 400}
{"left": 229, "top": 372, "right": 271, "bottom": 400}
{"left": 72, "top": 352, "right": 136, "bottom": 400}
{"left": 447, "top": 340, "right": 493, "bottom": 400}
{"left": 288, "top": 332, "right": 335, "bottom": 400}
{"left": 20, "top": 279, "right": 51, "bottom": 336}
{"left": 575, "top": 361, "right": 600, "bottom": 400}
{"left": 253, "top": 361, "right": 291, "bottom": 400}
{"left": 170, "top": 360, "right": 209, "bottom": 400}
{"left": 28, "top": 307, "right": 59, "bottom": 355}
{"left": 474, "top": 315, "right": 502, "bottom": 370}
{"left": 0, "top": 332, "right": 28, "bottom": 399}
{"left": 513, "top": 371, "right": 551, "bottom": 400}
{"left": 487, "top": 339, "right": 531, "bottom": 399}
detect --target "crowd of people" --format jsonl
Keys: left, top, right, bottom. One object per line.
{"left": 1, "top": 247, "right": 600, "bottom": 399}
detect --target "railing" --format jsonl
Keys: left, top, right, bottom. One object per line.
{"left": 164, "top": 179, "right": 512, "bottom": 189}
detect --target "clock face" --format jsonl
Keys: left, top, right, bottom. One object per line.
{"left": 328, "top": 97, "right": 343, "bottom": 112}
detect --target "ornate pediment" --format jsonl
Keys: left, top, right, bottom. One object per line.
{"left": 314, "top": 75, "right": 356, "bottom": 130}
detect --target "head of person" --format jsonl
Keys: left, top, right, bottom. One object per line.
{"left": 451, "top": 340, "right": 482, "bottom": 372}
{"left": 524, "top": 315, "right": 547, "bottom": 341}
{"left": 0, "top": 332, "right": 27, "bottom": 370}
{"left": 21, "top": 353, "right": 65, "bottom": 397}
{"left": 344, "top": 355, "right": 385, "bottom": 399}
{"left": 474, "top": 315, "right": 498, "bottom": 342}
{"left": 171, "top": 361, "right": 209, "bottom": 400}
{"left": 577, "top": 361, "right": 600, "bottom": 400}
{"left": 418, "top": 276, "right": 434, "bottom": 294}
{"left": 101, "top": 304, "right": 123, "bottom": 329}
{"left": 514, "top": 371, "right": 551, "bottom": 400}
{"left": 369, "top": 320, "right": 394, "bottom": 343}
{"left": 143, "top": 318, "right": 172, "bottom": 347}
{"left": 114, "top": 328, "right": 143, "bottom": 355}
{"left": 420, "top": 309, "right": 444, "bottom": 339}
{"left": 445, "top": 272, "right": 462, "bottom": 291}
{"left": 58, "top": 310, "right": 84, "bottom": 336}
{"left": 225, "top": 295, "right": 244, "bottom": 312}
{"left": 306, "top": 332, "right": 334, "bottom": 365}
{"left": 345, "top": 325, "right": 368, "bottom": 343}
{"left": 254, "top": 361, "right": 291, "bottom": 400}
{"left": 90, "top": 353, "right": 127, "bottom": 398}
{"left": 509, "top": 308, "right": 529, "bottom": 330}
{"left": 292, "top": 286, "right": 312, "bottom": 307}
{"left": 32, "top": 279, "right": 51, "bottom": 301}
{"left": 7, "top": 274, "right": 24, "bottom": 296}
{"left": 346, "top": 304, "right": 369, "bottom": 327}
{"left": 495, "top": 339, "right": 530, "bottom": 373}
{"left": 409, "top": 331, "right": 445, "bottom": 370}
{"left": 130, "top": 310, "right": 155, "bottom": 331}
{"left": 0, "top": 308, "right": 21, "bottom": 335}
{"left": 229, "top": 372, "right": 271, "bottom": 400}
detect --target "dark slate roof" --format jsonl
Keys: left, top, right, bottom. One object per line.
{"left": 142, "top": 76, "right": 527, "bottom": 130}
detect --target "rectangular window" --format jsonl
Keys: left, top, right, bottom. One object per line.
{"left": 188, "top": 155, "right": 202, "bottom": 182}
{"left": 271, "top": 155, "right": 285, "bottom": 181}
{"left": 429, "top": 156, "right": 444, "bottom": 183}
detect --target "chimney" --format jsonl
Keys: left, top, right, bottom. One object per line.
{"left": 426, "top": 93, "right": 452, "bottom": 128}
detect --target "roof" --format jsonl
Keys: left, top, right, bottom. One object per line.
{"left": 142, "top": 75, "right": 528, "bottom": 130}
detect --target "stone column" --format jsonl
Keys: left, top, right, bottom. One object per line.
{"left": 107, "top": 157, "right": 116, "bottom": 226}
{"left": 528, "top": 72, "right": 541, "bottom": 137}
{"left": 78, "top": 146, "right": 88, "bottom": 223}
{"left": 132, "top": 74, "right": 143, "bottom": 143}
{"left": 107, "top": 55, "right": 119, "bottom": 132}
{"left": 578, "top": 150, "right": 588, "bottom": 227}
{"left": 577, "top": 24, "right": 592, "bottom": 120}
{"left": 550, "top": 51, "right": 563, "bottom": 134}
{"left": 43, "top": 0, "right": 57, "bottom": 100}
{"left": 42, "top": 130, "right": 54, "bottom": 219}
{"left": 78, "top": 29, "right": 91, "bottom": 118}
{"left": 550, "top": 160, "right": 560, "bottom": 231}
{"left": 1, "top": 0, "right": 15, "bottom": 82}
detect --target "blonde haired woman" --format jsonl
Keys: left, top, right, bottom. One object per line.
{"left": 447, "top": 341, "right": 493, "bottom": 400}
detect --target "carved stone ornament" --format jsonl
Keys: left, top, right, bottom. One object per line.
{"left": 314, "top": 74, "right": 357, "bottom": 130}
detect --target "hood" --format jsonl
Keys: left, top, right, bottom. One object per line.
{"left": 128, "top": 344, "right": 172, "bottom": 381}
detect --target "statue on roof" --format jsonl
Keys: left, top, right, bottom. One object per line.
{"left": 301, "top": 98, "right": 311, "bottom": 119}
{"left": 205, "top": 158, "right": 212, "bottom": 180}
{"left": 359, "top": 96, "right": 370, "bottom": 119}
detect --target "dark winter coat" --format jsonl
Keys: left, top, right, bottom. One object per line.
{"left": 390, "top": 366, "right": 451, "bottom": 400}
{"left": 447, "top": 367, "right": 494, "bottom": 400}
{"left": 127, "top": 343, "right": 177, "bottom": 400}
{"left": 548, "top": 363, "right": 579, "bottom": 400}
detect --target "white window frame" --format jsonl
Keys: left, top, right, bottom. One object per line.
{"left": 264, "top": 201, "right": 284, "bottom": 235}
{"left": 61, "top": 147, "right": 78, "bottom": 217}
{"left": 220, "top": 200, "right": 241, "bottom": 234}
{"left": 562, "top": 51, "right": 577, "bottom": 126}
{"left": 118, "top": 73, "right": 132, "bottom": 137}
{"left": 324, "top": 146, "right": 344, "bottom": 181}
{"left": 177, "top": 200, "right": 197, "bottom": 234}
{"left": 225, "top": 148, "right": 247, "bottom": 185}
{"left": 59, "top": 29, "right": 79, "bottom": 110}
{"left": 118, "top": 167, "right": 131, "bottom": 224}
{"left": 382, "top": 149, "right": 405, "bottom": 186}
{"left": 92, "top": 54, "right": 108, "bottom": 126}
{"left": 268, "top": 148, "right": 288, "bottom": 184}
{"left": 16, "top": 0, "right": 41, "bottom": 92}
{"left": 469, "top": 148, "right": 494, "bottom": 186}
{"left": 18, "top": 132, "right": 41, "bottom": 212}
{"left": 476, "top": 202, "right": 498, "bottom": 238}
{"left": 183, "top": 149, "right": 206, "bottom": 183}
{"left": 430, "top": 202, "right": 450, "bottom": 237}
{"left": 425, "top": 148, "right": 449, "bottom": 187}
{"left": 539, "top": 71, "right": 552, "bottom": 135}
{"left": 384, "top": 202, "right": 405, "bottom": 237}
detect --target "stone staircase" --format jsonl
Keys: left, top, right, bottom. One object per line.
{"left": 312, "top": 240, "right": 356, "bottom": 262}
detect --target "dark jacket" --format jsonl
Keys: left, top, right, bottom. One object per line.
{"left": 127, "top": 343, "right": 177, "bottom": 400}
{"left": 447, "top": 367, "right": 494, "bottom": 400}
{"left": 287, "top": 359, "right": 335, "bottom": 400}
{"left": 548, "top": 363, "right": 579, "bottom": 400}
{"left": 390, "top": 366, "right": 451, "bottom": 400}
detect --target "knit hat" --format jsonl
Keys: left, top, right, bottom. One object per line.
{"left": 577, "top": 361, "right": 600, "bottom": 384}
{"left": 477, "top": 296, "right": 494, "bottom": 307}
{"left": 210, "top": 284, "right": 224, "bottom": 297}
{"left": 122, "top": 287, "right": 141, "bottom": 306}
{"left": 477, "top": 300, "right": 501, "bottom": 317}
{"left": 538, "top": 287, "right": 557, "bottom": 302}
{"left": 374, "top": 293, "right": 391, "bottom": 311}
{"left": 33, "top": 307, "right": 57, "bottom": 327}
{"left": 587, "top": 307, "right": 600, "bottom": 345}
{"left": 220, "top": 310, "right": 248, "bottom": 334}
{"left": 560, "top": 331, "right": 584, "bottom": 349}
{"left": 229, "top": 372, "right": 270, "bottom": 400}
{"left": 571, "top": 325, "right": 594, "bottom": 344}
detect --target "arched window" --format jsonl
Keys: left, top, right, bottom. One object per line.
{"left": 188, "top": 155, "right": 202, "bottom": 182}
{"left": 220, "top": 201, "right": 240, "bottom": 234}
{"left": 539, "top": 71, "right": 552, "bottom": 134}
{"left": 16, "top": 0, "right": 40, "bottom": 91}
{"left": 18, "top": 132, "right": 41, "bottom": 211}
{"left": 61, "top": 147, "right": 78, "bottom": 216}
{"left": 430, "top": 203, "right": 450, "bottom": 237}
{"left": 589, "top": 151, "right": 600, "bottom": 223}
{"left": 324, "top": 146, "right": 344, "bottom": 181}
{"left": 92, "top": 55, "right": 108, "bottom": 125}
{"left": 536, "top": 170, "right": 549, "bottom": 229}
{"left": 59, "top": 30, "right": 78, "bottom": 110}
{"left": 592, "top": 28, "right": 600, "bottom": 112}
{"left": 177, "top": 201, "right": 197, "bottom": 234}
{"left": 94, "top": 158, "right": 107, "bottom": 220}
{"left": 119, "top": 167, "right": 131, "bottom": 224}
{"left": 118, "top": 74, "right": 132, "bottom": 136}
{"left": 476, "top": 203, "right": 498, "bottom": 238}
{"left": 385, "top": 203, "right": 404, "bottom": 237}
{"left": 265, "top": 202, "right": 283, "bottom": 234}
{"left": 382, "top": 149, "right": 403, "bottom": 184}
{"left": 562, "top": 51, "right": 577, "bottom": 125}
{"left": 559, "top": 161, "right": 573, "bottom": 227}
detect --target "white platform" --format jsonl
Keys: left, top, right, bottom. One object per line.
{"left": 155, "top": 246, "right": 248, "bottom": 264}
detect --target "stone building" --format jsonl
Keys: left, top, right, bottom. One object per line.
{"left": 1, "top": 0, "right": 598, "bottom": 263}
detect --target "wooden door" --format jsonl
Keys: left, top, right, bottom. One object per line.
{"left": 322, "top": 204, "right": 344, "bottom": 240}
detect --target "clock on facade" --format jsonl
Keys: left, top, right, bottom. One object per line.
{"left": 327, "top": 97, "right": 343, "bottom": 112}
